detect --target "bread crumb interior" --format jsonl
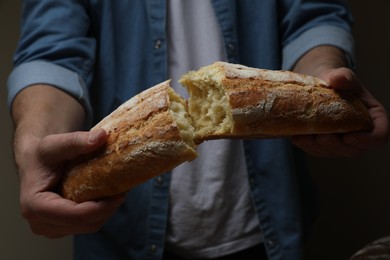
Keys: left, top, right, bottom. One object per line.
{"left": 168, "top": 88, "right": 196, "bottom": 147}
{"left": 183, "top": 79, "right": 232, "bottom": 139}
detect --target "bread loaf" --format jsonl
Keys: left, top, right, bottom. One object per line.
{"left": 180, "top": 62, "right": 372, "bottom": 143}
{"left": 60, "top": 81, "right": 198, "bottom": 202}
{"left": 60, "top": 62, "right": 372, "bottom": 202}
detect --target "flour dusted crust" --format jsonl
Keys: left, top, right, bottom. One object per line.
{"left": 180, "top": 62, "right": 372, "bottom": 143}
{"left": 60, "top": 62, "right": 372, "bottom": 202}
{"left": 60, "top": 81, "right": 197, "bottom": 202}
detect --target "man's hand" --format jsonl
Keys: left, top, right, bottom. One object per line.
{"left": 11, "top": 85, "right": 126, "bottom": 238}
{"left": 16, "top": 129, "right": 125, "bottom": 238}
{"left": 292, "top": 47, "right": 389, "bottom": 157}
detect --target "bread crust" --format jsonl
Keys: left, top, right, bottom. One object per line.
{"left": 181, "top": 62, "right": 372, "bottom": 142}
{"left": 350, "top": 236, "right": 390, "bottom": 259}
{"left": 60, "top": 81, "right": 197, "bottom": 202}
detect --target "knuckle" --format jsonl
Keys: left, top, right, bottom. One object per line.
{"left": 20, "top": 204, "right": 37, "bottom": 222}
{"left": 29, "top": 225, "right": 43, "bottom": 236}
{"left": 68, "top": 131, "right": 95, "bottom": 154}
{"left": 29, "top": 225, "right": 54, "bottom": 238}
{"left": 67, "top": 132, "right": 83, "bottom": 147}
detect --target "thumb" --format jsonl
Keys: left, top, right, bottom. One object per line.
{"left": 323, "top": 67, "right": 380, "bottom": 108}
{"left": 321, "top": 67, "right": 360, "bottom": 93}
{"left": 38, "top": 128, "right": 107, "bottom": 164}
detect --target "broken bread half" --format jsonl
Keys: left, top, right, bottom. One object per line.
{"left": 180, "top": 62, "right": 372, "bottom": 143}
{"left": 60, "top": 80, "right": 197, "bottom": 203}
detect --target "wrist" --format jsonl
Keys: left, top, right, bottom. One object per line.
{"left": 12, "top": 129, "right": 41, "bottom": 179}
{"left": 293, "top": 45, "right": 349, "bottom": 78}
{"left": 12, "top": 84, "right": 86, "bottom": 136}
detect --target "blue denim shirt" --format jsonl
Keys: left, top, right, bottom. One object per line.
{"left": 8, "top": 1, "right": 354, "bottom": 259}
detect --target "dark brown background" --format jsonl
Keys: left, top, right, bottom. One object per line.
{"left": 1, "top": 1, "right": 388, "bottom": 259}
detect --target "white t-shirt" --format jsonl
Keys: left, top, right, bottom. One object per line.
{"left": 166, "top": 0, "right": 263, "bottom": 258}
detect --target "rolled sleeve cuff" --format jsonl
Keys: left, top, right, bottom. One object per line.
{"left": 282, "top": 25, "right": 355, "bottom": 70}
{"left": 7, "top": 60, "right": 93, "bottom": 127}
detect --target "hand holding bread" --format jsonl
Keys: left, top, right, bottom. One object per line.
{"left": 60, "top": 81, "right": 198, "bottom": 202}
{"left": 60, "top": 62, "right": 373, "bottom": 202}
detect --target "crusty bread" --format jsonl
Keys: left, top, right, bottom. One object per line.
{"left": 60, "top": 81, "right": 198, "bottom": 202}
{"left": 60, "top": 62, "right": 373, "bottom": 202}
{"left": 180, "top": 62, "right": 372, "bottom": 143}
{"left": 350, "top": 236, "right": 390, "bottom": 259}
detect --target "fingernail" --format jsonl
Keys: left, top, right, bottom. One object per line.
{"left": 88, "top": 131, "right": 98, "bottom": 144}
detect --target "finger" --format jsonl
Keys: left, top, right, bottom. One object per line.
{"left": 322, "top": 67, "right": 358, "bottom": 92}
{"left": 38, "top": 128, "right": 107, "bottom": 163}
{"left": 67, "top": 194, "right": 126, "bottom": 225}
{"left": 35, "top": 192, "right": 125, "bottom": 225}
{"left": 291, "top": 135, "right": 331, "bottom": 157}
{"left": 23, "top": 192, "right": 125, "bottom": 232}
{"left": 343, "top": 110, "right": 390, "bottom": 150}
{"left": 29, "top": 218, "right": 104, "bottom": 238}
{"left": 315, "top": 134, "right": 364, "bottom": 157}
{"left": 26, "top": 201, "right": 125, "bottom": 238}
{"left": 291, "top": 135, "right": 316, "bottom": 146}
{"left": 323, "top": 68, "right": 380, "bottom": 109}
{"left": 292, "top": 134, "right": 364, "bottom": 157}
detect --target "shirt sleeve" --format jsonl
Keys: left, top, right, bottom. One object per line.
{"left": 7, "top": 0, "right": 96, "bottom": 126}
{"left": 279, "top": 0, "right": 355, "bottom": 70}
{"left": 7, "top": 61, "right": 93, "bottom": 126}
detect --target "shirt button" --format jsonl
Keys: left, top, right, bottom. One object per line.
{"left": 154, "top": 39, "right": 162, "bottom": 49}
{"left": 156, "top": 176, "right": 163, "bottom": 185}
{"left": 267, "top": 239, "right": 276, "bottom": 248}
{"left": 150, "top": 244, "right": 157, "bottom": 253}
{"left": 227, "top": 43, "right": 235, "bottom": 51}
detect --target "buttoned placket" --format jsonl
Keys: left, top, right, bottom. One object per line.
{"left": 145, "top": 1, "right": 170, "bottom": 260}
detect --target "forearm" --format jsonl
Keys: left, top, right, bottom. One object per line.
{"left": 292, "top": 45, "right": 349, "bottom": 78}
{"left": 12, "top": 84, "right": 85, "bottom": 134}
{"left": 12, "top": 84, "right": 86, "bottom": 158}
